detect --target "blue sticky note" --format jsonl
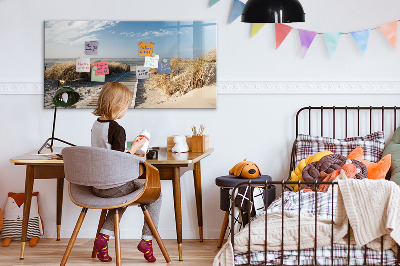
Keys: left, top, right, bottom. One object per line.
{"left": 158, "top": 60, "right": 171, "bottom": 74}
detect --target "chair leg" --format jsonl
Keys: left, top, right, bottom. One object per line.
{"left": 217, "top": 211, "right": 230, "bottom": 248}
{"left": 141, "top": 205, "right": 171, "bottom": 263}
{"left": 114, "top": 209, "right": 121, "bottom": 266}
{"left": 60, "top": 208, "right": 88, "bottom": 266}
{"left": 92, "top": 209, "right": 108, "bottom": 258}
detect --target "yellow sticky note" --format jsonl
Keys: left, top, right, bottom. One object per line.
{"left": 138, "top": 42, "right": 154, "bottom": 57}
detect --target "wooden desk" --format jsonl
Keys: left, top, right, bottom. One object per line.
{"left": 10, "top": 147, "right": 213, "bottom": 261}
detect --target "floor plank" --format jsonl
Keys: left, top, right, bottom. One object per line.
{"left": 0, "top": 239, "right": 221, "bottom": 265}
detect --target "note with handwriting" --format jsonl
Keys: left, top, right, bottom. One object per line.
{"left": 138, "top": 42, "right": 154, "bottom": 57}
{"left": 91, "top": 66, "right": 105, "bottom": 82}
{"left": 76, "top": 58, "right": 90, "bottom": 72}
{"left": 85, "top": 41, "right": 98, "bottom": 55}
{"left": 158, "top": 60, "right": 171, "bottom": 74}
{"left": 94, "top": 60, "right": 109, "bottom": 76}
{"left": 136, "top": 66, "right": 149, "bottom": 79}
{"left": 144, "top": 55, "right": 159, "bottom": 68}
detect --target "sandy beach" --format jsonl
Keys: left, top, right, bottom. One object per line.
{"left": 135, "top": 84, "right": 217, "bottom": 109}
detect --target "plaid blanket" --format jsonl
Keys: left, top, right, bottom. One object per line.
{"left": 234, "top": 191, "right": 397, "bottom": 265}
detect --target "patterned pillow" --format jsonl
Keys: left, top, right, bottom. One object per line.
{"left": 294, "top": 131, "right": 385, "bottom": 166}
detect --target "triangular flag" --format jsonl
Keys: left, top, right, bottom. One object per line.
{"left": 351, "top": 29, "right": 370, "bottom": 55}
{"left": 323, "top": 33, "right": 341, "bottom": 58}
{"left": 275, "top": 23, "right": 293, "bottom": 49}
{"left": 229, "top": 0, "right": 245, "bottom": 24}
{"left": 378, "top": 21, "right": 397, "bottom": 50}
{"left": 209, "top": 0, "right": 220, "bottom": 7}
{"left": 251, "top": 23, "right": 266, "bottom": 38}
{"left": 298, "top": 29, "right": 317, "bottom": 58}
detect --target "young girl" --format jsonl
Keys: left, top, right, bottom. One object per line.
{"left": 91, "top": 82, "right": 162, "bottom": 263}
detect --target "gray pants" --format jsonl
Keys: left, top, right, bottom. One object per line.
{"left": 92, "top": 180, "right": 162, "bottom": 240}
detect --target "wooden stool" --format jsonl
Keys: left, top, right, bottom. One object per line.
{"left": 215, "top": 175, "right": 275, "bottom": 248}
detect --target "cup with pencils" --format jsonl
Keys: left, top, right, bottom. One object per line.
{"left": 191, "top": 124, "right": 209, "bottom": 152}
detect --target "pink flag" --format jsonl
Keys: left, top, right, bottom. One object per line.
{"left": 378, "top": 21, "right": 398, "bottom": 50}
{"left": 275, "top": 23, "right": 293, "bottom": 49}
{"left": 298, "top": 29, "right": 317, "bottom": 58}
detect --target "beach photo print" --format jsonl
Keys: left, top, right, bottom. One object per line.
{"left": 44, "top": 21, "right": 217, "bottom": 109}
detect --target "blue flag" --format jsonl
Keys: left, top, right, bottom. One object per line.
{"left": 229, "top": 0, "right": 245, "bottom": 24}
{"left": 351, "top": 29, "right": 370, "bottom": 55}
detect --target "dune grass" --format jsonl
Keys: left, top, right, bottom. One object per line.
{"left": 146, "top": 49, "right": 216, "bottom": 96}
{"left": 45, "top": 61, "right": 128, "bottom": 82}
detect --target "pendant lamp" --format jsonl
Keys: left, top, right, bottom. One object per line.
{"left": 241, "top": 0, "right": 305, "bottom": 23}
{"left": 38, "top": 81, "right": 80, "bottom": 154}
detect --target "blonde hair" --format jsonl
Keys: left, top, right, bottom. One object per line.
{"left": 93, "top": 82, "right": 133, "bottom": 120}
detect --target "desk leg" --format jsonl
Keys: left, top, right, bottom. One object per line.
{"left": 172, "top": 167, "right": 183, "bottom": 261}
{"left": 193, "top": 161, "right": 203, "bottom": 242}
{"left": 56, "top": 178, "right": 64, "bottom": 241}
{"left": 20, "top": 165, "right": 35, "bottom": 259}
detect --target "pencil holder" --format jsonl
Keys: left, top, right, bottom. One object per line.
{"left": 191, "top": 135, "right": 209, "bottom": 153}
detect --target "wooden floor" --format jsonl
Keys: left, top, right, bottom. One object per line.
{"left": 0, "top": 239, "right": 221, "bottom": 265}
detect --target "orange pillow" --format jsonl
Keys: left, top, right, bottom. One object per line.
{"left": 347, "top": 146, "right": 391, "bottom": 180}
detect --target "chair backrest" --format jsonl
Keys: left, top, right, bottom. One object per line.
{"left": 62, "top": 146, "right": 145, "bottom": 187}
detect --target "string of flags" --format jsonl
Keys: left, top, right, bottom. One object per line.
{"left": 209, "top": 0, "right": 399, "bottom": 58}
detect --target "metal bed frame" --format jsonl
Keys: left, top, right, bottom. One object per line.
{"left": 230, "top": 106, "right": 400, "bottom": 266}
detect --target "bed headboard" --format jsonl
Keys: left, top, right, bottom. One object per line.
{"left": 290, "top": 106, "right": 400, "bottom": 179}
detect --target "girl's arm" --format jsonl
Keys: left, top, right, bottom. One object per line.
{"left": 128, "top": 137, "right": 147, "bottom": 155}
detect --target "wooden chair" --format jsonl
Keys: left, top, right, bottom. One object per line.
{"left": 60, "top": 146, "right": 171, "bottom": 265}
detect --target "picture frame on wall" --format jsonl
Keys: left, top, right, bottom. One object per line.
{"left": 44, "top": 20, "right": 217, "bottom": 109}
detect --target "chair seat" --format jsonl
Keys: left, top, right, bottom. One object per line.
{"left": 69, "top": 180, "right": 145, "bottom": 208}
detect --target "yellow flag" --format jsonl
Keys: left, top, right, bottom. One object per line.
{"left": 251, "top": 23, "right": 266, "bottom": 38}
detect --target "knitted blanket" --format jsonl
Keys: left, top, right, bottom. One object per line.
{"left": 214, "top": 179, "right": 400, "bottom": 266}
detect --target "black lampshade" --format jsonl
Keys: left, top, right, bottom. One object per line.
{"left": 52, "top": 86, "right": 80, "bottom": 108}
{"left": 241, "top": 0, "right": 305, "bottom": 23}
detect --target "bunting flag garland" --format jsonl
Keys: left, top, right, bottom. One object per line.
{"left": 251, "top": 23, "right": 266, "bottom": 38}
{"left": 323, "top": 33, "right": 341, "bottom": 58}
{"left": 378, "top": 21, "right": 398, "bottom": 50}
{"left": 229, "top": 0, "right": 245, "bottom": 24}
{"left": 209, "top": 0, "right": 220, "bottom": 7}
{"left": 206, "top": 3, "right": 400, "bottom": 58}
{"left": 351, "top": 29, "right": 370, "bottom": 55}
{"left": 275, "top": 23, "right": 293, "bottom": 49}
{"left": 298, "top": 29, "right": 317, "bottom": 58}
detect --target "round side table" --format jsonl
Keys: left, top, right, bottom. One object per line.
{"left": 215, "top": 175, "right": 275, "bottom": 248}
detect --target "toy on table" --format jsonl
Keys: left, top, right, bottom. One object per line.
{"left": 1, "top": 192, "right": 44, "bottom": 247}
{"left": 172, "top": 135, "right": 189, "bottom": 153}
{"left": 229, "top": 159, "right": 261, "bottom": 179}
{"left": 135, "top": 129, "right": 150, "bottom": 155}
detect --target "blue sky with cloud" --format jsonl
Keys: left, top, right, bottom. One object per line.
{"left": 45, "top": 21, "right": 217, "bottom": 59}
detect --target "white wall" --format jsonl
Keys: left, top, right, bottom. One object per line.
{"left": 1, "top": 0, "right": 400, "bottom": 239}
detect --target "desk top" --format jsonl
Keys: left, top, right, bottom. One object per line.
{"left": 10, "top": 147, "right": 214, "bottom": 166}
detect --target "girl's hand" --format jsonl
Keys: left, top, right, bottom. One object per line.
{"left": 129, "top": 137, "right": 147, "bottom": 155}
{"left": 134, "top": 148, "right": 149, "bottom": 157}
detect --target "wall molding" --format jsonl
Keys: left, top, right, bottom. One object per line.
{"left": 1, "top": 81, "right": 400, "bottom": 95}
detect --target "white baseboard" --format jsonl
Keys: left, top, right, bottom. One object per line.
{"left": 1, "top": 81, "right": 400, "bottom": 95}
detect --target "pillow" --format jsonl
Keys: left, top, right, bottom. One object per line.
{"left": 295, "top": 131, "right": 385, "bottom": 167}
{"left": 348, "top": 146, "right": 391, "bottom": 180}
{"left": 382, "top": 126, "right": 400, "bottom": 184}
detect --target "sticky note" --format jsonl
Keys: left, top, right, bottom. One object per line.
{"left": 158, "top": 60, "right": 171, "bottom": 74}
{"left": 138, "top": 42, "right": 154, "bottom": 57}
{"left": 136, "top": 66, "right": 150, "bottom": 79}
{"left": 144, "top": 55, "right": 159, "bottom": 68}
{"left": 85, "top": 41, "right": 98, "bottom": 55}
{"left": 91, "top": 67, "right": 105, "bottom": 82}
{"left": 76, "top": 58, "right": 90, "bottom": 72}
{"left": 94, "top": 60, "right": 109, "bottom": 76}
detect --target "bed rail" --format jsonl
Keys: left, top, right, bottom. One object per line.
{"left": 230, "top": 180, "right": 400, "bottom": 266}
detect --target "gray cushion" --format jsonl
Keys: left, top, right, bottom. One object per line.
{"left": 62, "top": 146, "right": 145, "bottom": 188}
{"left": 69, "top": 180, "right": 145, "bottom": 208}
{"left": 382, "top": 126, "right": 400, "bottom": 184}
